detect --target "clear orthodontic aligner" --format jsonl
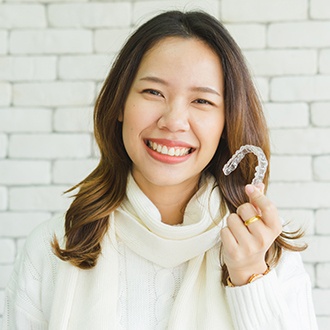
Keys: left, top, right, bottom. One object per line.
{"left": 222, "top": 145, "right": 268, "bottom": 185}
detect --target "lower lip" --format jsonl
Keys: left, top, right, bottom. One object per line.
{"left": 145, "top": 144, "right": 193, "bottom": 164}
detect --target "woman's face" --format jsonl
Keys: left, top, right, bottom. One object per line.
{"left": 121, "top": 37, "right": 225, "bottom": 193}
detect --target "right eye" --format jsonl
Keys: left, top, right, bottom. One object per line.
{"left": 142, "top": 89, "right": 163, "bottom": 97}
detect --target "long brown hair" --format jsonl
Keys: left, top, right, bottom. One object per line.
{"left": 53, "top": 11, "right": 305, "bottom": 282}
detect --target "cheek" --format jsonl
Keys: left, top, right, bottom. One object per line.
{"left": 197, "top": 114, "right": 225, "bottom": 146}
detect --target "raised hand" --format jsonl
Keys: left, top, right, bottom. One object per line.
{"left": 220, "top": 183, "right": 282, "bottom": 286}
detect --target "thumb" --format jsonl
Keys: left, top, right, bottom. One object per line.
{"left": 245, "top": 184, "right": 277, "bottom": 223}
{"left": 255, "top": 182, "right": 265, "bottom": 194}
{"left": 245, "top": 184, "right": 264, "bottom": 200}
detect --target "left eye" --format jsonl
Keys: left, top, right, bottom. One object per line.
{"left": 143, "top": 89, "right": 162, "bottom": 97}
{"left": 194, "top": 99, "right": 212, "bottom": 105}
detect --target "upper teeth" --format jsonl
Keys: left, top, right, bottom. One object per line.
{"left": 147, "top": 141, "right": 191, "bottom": 156}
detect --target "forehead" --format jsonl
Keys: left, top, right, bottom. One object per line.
{"left": 135, "top": 36, "right": 223, "bottom": 84}
{"left": 142, "top": 36, "right": 219, "bottom": 62}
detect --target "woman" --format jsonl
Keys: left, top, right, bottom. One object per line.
{"left": 4, "top": 10, "right": 317, "bottom": 330}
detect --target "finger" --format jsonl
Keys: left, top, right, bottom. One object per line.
{"left": 226, "top": 213, "right": 254, "bottom": 246}
{"left": 255, "top": 182, "right": 265, "bottom": 194}
{"left": 220, "top": 226, "right": 238, "bottom": 249}
{"left": 236, "top": 202, "right": 265, "bottom": 233}
{"left": 245, "top": 184, "right": 281, "bottom": 230}
{"left": 236, "top": 202, "right": 259, "bottom": 221}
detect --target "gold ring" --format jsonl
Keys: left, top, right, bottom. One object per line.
{"left": 244, "top": 215, "right": 261, "bottom": 226}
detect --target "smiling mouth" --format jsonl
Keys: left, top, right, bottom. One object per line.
{"left": 146, "top": 140, "right": 194, "bottom": 157}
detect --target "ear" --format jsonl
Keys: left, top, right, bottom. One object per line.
{"left": 118, "top": 111, "right": 123, "bottom": 122}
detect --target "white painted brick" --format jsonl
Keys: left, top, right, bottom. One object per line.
{"left": 0, "top": 212, "right": 50, "bottom": 237}
{"left": 48, "top": 3, "right": 131, "bottom": 28}
{"left": 0, "top": 108, "right": 52, "bottom": 132}
{"left": 320, "top": 50, "right": 330, "bottom": 74}
{"left": 311, "top": 0, "right": 330, "bottom": 19}
{"left": 245, "top": 50, "right": 317, "bottom": 76}
{"left": 253, "top": 77, "right": 268, "bottom": 102}
{"left": 92, "top": 138, "right": 100, "bottom": 158}
{"left": 10, "top": 29, "right": 92, "bottom": 54}
{"left": 13, "top": 82, "right": 95, "bottom": 107}
{"left": 278, "top": 209, "right": 315, "bottom": 236}
{"left": 304, "top": 263, "right": 315, "bottom": 287}
{"left": 302, "top": 236, "right": 330, "bottom": 263}
{"left": 96, "top": 81, "right": 103, "bottom": 96}
{"left": 6, "top": 0, "right": 87, "bottom": 2}
{"left": 0, "top": 30, "right": 7, "bottom": 54}
{"left": 0, "top": 160, "right": 51, "bottom": 185}
{"left": 314, "top": 156, "right": 330, "bottom": 181}
{"left": 316, "top": 263, "right": 330, "bottom": 289}
{"left": 221, "top": 0, "right": 307, "bottom": 22}
{"left": 0, "top": 265, "right": 13, "bottom": 289}
{"left": 317, "top": 316, "right": 330, "bottom": 330}
{"left": 268, "top": 183, "right": 330, "bottom": 209}
{"left": 0, "top": 134, "right": 8, "bottom": 158}
{"left": 264, "top": 103, "right": 309, "bottom": 128}
{"left": 313, "top": 289, "right": 330, "bottom": 315}
{"left": 0, "top": 56, "right": 56, "bottom": 81}
{"left": 17, "top": 237, "right": 26, "bottom": 254}
{"left": 0, "top": 187, "right": 8, "bottom": 210}
{"left": 271, "top": 76, "right": 330, "bottom": 102}
{"left": 0, "top": 239, "right": 15, "bottom": 263}
{"left": 315, "top": 209, "right": 330, "bottom": 235}
{"left": 311, "top": 103, "right": 330, "bottom": 127}
{"left": 133, "top": 0, "right": 220, "bottom": 24}
{"left": 54, "top": 107, "right": 93, "bottom": 132}
{"left": 269, "top": 22, "right": 330, "bottom": 48}
{"left": 0, "top": 82, "right": 11, "bottom": 106}
{"left": 53, "top": 159, "right": 98, "bottom": 184}
{"left": 222, "top": 24, "right": 266, "bottom": 49}
{"left": 270, "top": 128, "right": 330, "bottom": 155}
{"left": 9, "top": 134, "right": 91, "bottom": 159}
{"left": 270, "top": 156, "right": 312, "bottom": 182}
{"left": 59, "top": 55, "right": 110, "bottom": 80}
{"left": 0, "top": 4, "right": 46, "bottom": 28}
{"left": 9, "top": 186, "right": 71, "bottom": 211}
{"left": 94, "top": 28, "right": 132, "bottom": 53}
{"left": 0, "top": 290, "right": 4, "bottom": 317}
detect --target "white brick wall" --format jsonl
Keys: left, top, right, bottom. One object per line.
{"left": 0, "top": 0, "right": 329, "bottom": 328}
{"left": 13, "top": 82, "right": 95, "bottom": 106}
{"left": 221, "top": 0, "right": 308, "bottom": 22}
{"left": 0, "top": 56, "right": 57, "bottom": 81}
{"left": 0, "top": 31, "right": 7, "bottom": 54}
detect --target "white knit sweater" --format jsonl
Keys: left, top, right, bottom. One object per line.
{"left": 3, "top": 216, "right": 318, "bottom": 329}
{"left": 3, "top": 176, "right": 318, "bottom": 329}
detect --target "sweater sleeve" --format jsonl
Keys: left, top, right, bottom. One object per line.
{"left": 3, "top": 247, "right": 49, "bottom": 329}
{"left": 2, "top": 217, "right": 62, "bottom": 329}
{"left": 225, "top": 251, "right": 318, "bottom": 330}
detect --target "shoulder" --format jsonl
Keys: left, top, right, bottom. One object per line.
{"left": 25, "top": 214, "right": 65, "bottom": 252}
{"left": 20, "top": 215, "right": 66, "bottom": 276}
{"left": 6, "top": 215, "right": 66, "bottom": 306}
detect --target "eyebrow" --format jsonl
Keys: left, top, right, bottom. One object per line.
{"left": 140, "top": 76, "right": 168, "bottom": 85}
{"left": 191, "top": 86, "right": 221, "bottom": 97}
{"left": 139, "top": 76, "right": 221, "bottom": 97}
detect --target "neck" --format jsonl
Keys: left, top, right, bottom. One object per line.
{"left": 132, "top": 175, "right": 200, "bottom": 225}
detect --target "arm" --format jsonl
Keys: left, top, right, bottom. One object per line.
{"left": 220, "top": 184, "right": 318, "bottom": 329}
{"left": 3, "top": 251, "right": 48, "bottom": 329}
{"left": 2, "top": 222, "right": 53, "bottom": 330}
{"left": 225, "top": 251, "right": 318, "bottom": 330}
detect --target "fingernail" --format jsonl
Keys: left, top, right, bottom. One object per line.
{"left": 256, "top": 182, "right": 264, "bottom": 192}
{"left": 246, "top": 184, "right": 255, "bottom": 194}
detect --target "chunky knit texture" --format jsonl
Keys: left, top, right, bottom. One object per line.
{"left": 3, "top": 175, "right": 318, "bottom": 329}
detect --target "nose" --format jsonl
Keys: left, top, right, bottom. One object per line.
{"left": 157, "top": 102, "right": 190, "bottom": 132}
